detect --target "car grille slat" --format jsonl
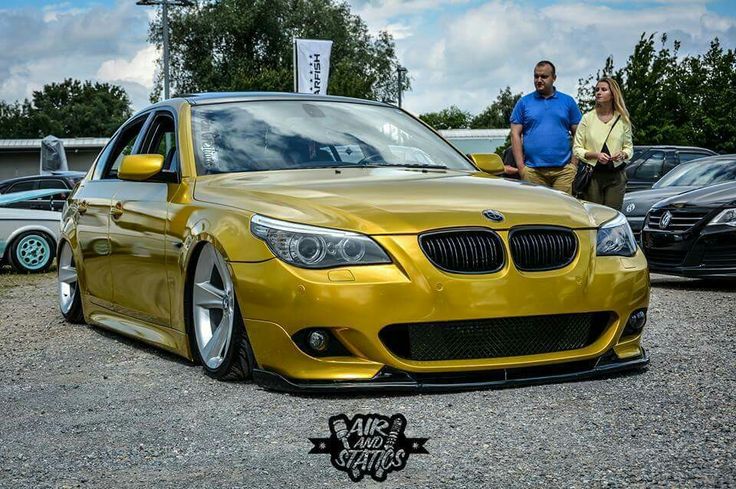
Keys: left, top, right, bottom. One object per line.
{"left": 509, "top": 228, "right": 578, "bottom": 271}
{"left": 419, "top": 229, "right": 505, "bottom": 274}
{"left": 379, "top": 313, "right": 610, "bottom": 361}
{"left": 648, "top": 208, "right": 711, "bottom": 232}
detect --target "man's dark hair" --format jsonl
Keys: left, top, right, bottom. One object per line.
{"left": 535, "top": 60, "right": 556, "bottom": 76}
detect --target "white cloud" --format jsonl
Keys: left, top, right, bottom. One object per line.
{"left": 97, "top": 45, "right": 158, "bottom": 90}
{"left": 0, "top": 0, "right": 153, "bottom": 110}
{"left": 349, "top": 0, "right": 736, "bottom": 115}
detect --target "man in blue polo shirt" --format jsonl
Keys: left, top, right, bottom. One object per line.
{"left": 510, "top": 60, "right": 582, "bottom": 194}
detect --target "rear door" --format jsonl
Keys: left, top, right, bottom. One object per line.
{"left": 71, "top": 114, "right": 149, "bottom": 303}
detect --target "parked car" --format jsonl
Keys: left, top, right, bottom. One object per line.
{"left": 58, "top": 92, "right": 649, "bottom": 392}
{"left": 0, "top": 189, "right": 63, "bottom": 273}
{"left": 641, "top": 180, "right": 736, "bottom": 278}
{"left": 625, "top": 146, "right": 716, "bottom": 192}
{"left": 623, "top": 155, "right": 736, "bottom": 241}
{"left": 0, "top": 171, "right": 85, "bottom": 212}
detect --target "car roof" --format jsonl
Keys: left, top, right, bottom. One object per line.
{"left": 639, "top": 145, "right": 716, "bottom": 152}
{"left": 175, "top": 91, "right": 391, "bottom": 107}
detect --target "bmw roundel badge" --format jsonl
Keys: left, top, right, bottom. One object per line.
{"left": 482, "top": 209, "right": 505, "bottom": 222}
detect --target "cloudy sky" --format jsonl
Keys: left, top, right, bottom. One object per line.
{"left": 1, "top": 0, "right": 735, "bottom": 117}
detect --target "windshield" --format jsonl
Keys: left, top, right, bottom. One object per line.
{"left": 653, "top": 159, "right": 736, "bottom": 188}
{"left": 191, "top": 100, "right": 475, "bottom": 175}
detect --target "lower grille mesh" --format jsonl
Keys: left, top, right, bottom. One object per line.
{"left": 380, "top": 313, "right": 609, "bottom": 361}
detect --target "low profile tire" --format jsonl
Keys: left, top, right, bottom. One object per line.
{"left": 9, "top": 231, "right": 55, "bottom": 273}
{"left": 58, "top": 241, "right": 84, "bottom": 323}
{"left": 190, "top": 243, "right": 255, "bottom": 381}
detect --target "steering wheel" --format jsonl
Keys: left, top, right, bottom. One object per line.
{"left": 356, "top": 153, "right": 386, "bottom": 165}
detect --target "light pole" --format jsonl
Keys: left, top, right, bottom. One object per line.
{"left": 137, "top": 0, "right": 195, "bottom": 100}
{"left": 397, "top": 65, "right": 408, "bottom": 108}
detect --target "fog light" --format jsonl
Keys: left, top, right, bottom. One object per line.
{"left": 624, "top": 309, "right": 647, "bottom": 336}
{"left": 308, "top": 329, "right": 330, "bottom": 353}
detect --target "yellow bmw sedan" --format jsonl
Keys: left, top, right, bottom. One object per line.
{"left": 57, "top": 93, "right": 649, "bottom": 392}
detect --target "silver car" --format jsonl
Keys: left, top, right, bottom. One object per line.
{"left": 0, "top": 189, "right": 63, "bottom": 273}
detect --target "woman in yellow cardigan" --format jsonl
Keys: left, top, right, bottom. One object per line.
{"left": 573, "top": 77, "right": 633, "bottom": 210}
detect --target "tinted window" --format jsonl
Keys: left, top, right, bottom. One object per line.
{"left": 141, "top": 111, "right": 178, "bottom": 173}
{"left": 655, "top": 160, "right": 736, "bottom": 187}
{"left": 191, "top": 101, "right": 474, "bottom": 175}
{"left": 7, "top": 180, "right": 37, "bottom": 193}
{"left": 679, "top": 152, "right": 711, "bottom": 164}
{"left": 634, "top": 151, "right": 665, "bottom": 180}
{"left": 38, "top": 179, "right": 68, "bottom": 190}
{"left": 100, "top": 115, "right": 148, "bottom": 179}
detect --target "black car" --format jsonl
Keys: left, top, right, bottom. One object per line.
{"left": 641, "top": 181, "right": 736, "bottom": 278}
{"left": 625, "top": 146, "right": 717, "bottom": 192}
{"left": 623, "top": 155, "right": 736, "bottom": 241}
{"left": 0, "top": 172, "right": 85, "bottom": 212}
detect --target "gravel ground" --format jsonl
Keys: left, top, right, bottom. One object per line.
{"left": 0, "top": 268, "right": 734, "bottom": 488}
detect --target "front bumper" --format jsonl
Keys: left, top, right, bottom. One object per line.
{"left": 232, "top": 229, "right": 650, "bottom": 387}
{"left": 252, "top": 349, "right": 649, "bottom": 393}
{"left": 642, "top": 225, "right": 736, "bottom": 278}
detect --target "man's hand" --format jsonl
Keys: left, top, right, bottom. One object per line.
{"left": 504, "top": 165, "right": 519, "bottom": 175}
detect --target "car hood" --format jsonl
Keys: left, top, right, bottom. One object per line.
{"left": 651, "top": 181, "right": 736, "bottom": 210}
{"left": 194, "top": 168, "right": 609, "bottom": 235}
{"left": 623, "top": 186, "right": 698, "bottom": 217}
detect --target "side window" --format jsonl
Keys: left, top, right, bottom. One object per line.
{"left": 100, "top": 115, "right": 149, "bottom": 179}
{"left": 679, "top": 152, "right": 709, "bottom": 164}
{"left": 141, "top": 111, "right": 178, "bottom": 175}
{"left": 7, "top": 180, "right": 37, "bottom": 193}
{"left": 38, "top": 179, "right": 70, "bottom": 201}
{"left": 634, "top": 151, "right": 665, "bottom": 180}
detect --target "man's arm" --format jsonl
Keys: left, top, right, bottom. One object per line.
{"left": 511, "top": 123, "right": 525, "bottom": 172}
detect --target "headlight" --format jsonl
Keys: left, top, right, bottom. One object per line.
{"left": 596, "top": 212, "right": 638, "bottom": 257}
{"left": 250, "top": 214, "right": 391, "bottom": 269}
{"left": 708, "top": 208, "right": 736, "bottom": 227}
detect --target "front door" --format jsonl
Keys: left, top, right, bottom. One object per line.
{"left": 108, "top": 110, "right": 179, "bottom": 327}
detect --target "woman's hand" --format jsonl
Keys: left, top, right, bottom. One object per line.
{"left": 610, "top": 151, "right": 624, "bottom": 162}
{"left": 596, "top": 152, "right": 611, "bottom": 164}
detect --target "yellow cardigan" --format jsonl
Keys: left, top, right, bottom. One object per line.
{"left": 573, "top": 110, "right": 633, "bottom": 166}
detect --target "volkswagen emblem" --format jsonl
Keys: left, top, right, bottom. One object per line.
{"left": 659, "top": 210, "right": 673, "bottom": 229}
{"left": 482, "top": 209, "right": 505, "bottom": 222}
{"left": 625, "top": 202, "right": 635, "bottom": 214}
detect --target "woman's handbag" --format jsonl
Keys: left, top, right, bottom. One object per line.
{"left": 572, "top": 162, "right": 594, "bottom": 197}
{"left": 572, "top": 115, "right": 621, "bottom": 197}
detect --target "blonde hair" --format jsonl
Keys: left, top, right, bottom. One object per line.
{"left": 597, "top": 77, "right": 630, "bottom": 126}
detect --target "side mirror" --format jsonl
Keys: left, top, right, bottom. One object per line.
{"left": 119, "top": 154, "right": 165, "bottom": 181}
{"left": 469, "top": 153, "right": 505, "bottom": 175}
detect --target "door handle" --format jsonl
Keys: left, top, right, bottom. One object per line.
{"left": 110, "top": 201, "right": 124, "bottom": 218}
{"left": 77, "top": 200, "right": 88, "bottom": 215}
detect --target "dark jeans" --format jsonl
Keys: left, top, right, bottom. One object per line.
{"left": 583, "top": 169, "right": 627, "bottom": 210}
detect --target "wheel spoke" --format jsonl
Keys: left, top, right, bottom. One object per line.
{"left": 202, "top": 320, "right": 229, "bottom": 362}
{"left": 59, "top": 265, "right": 77, "bottom": 284}
{"left": 194, "top": 281, "right": 225, "bottom": 309}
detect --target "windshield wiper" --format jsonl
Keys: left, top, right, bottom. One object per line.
{"left": 363, "top": 162, "right": 449, "bottom": 170}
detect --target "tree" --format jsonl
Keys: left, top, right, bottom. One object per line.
{"left": 470, "top": 87, "right": 522, "bottom": 129}
{"left": 577, "top": 33, "right": 736, "bottom": 152}
{"left": 419, "top": 106, "right": 471, "bottom": 130}
{"left": 0, "top": 79, "right": 132, "bottom": 138}
{"left": 148, "top": 0, "right": 409, "bottom": 102}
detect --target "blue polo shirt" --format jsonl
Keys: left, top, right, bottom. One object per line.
{"left": 510, "top": 89, "right": 582, "bottom": 168}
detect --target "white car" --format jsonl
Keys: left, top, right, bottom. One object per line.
{"left": 0, "top": 190, "right": 63, "bottom": 273}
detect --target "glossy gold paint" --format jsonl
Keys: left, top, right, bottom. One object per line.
{"left": 119, "top": 154, "right": 165, "bottom": 181}
{"left": 62, "top": 97, "right": 648, "bottom": 383}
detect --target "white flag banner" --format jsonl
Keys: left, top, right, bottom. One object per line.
{"left": 295, "top": 39, "right": 333, "bottom": 95}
